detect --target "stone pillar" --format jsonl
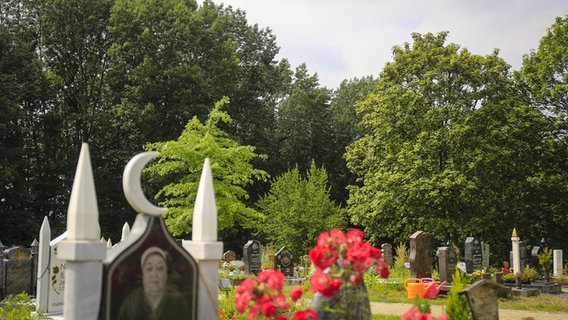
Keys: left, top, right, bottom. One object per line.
{"left": 511, "top": 228, "right": 521, "bottom": 275}
{"left": 183, "top": 158, "right": 223, "bottom": 320}
{"left": 58, "top": 143, "right": 105, "bottom": 320}
{"left": 36, "top": 217, "right": 51, "bottom": 312}
{"left": 553, "top": 250, "right": 563, "bottom": 277}
{"left": 381, "top": 243, "right": 393, "bottom": 268}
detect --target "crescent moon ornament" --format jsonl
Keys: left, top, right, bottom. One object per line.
{"left": 123, "top": 151, "right": 167, "bottom": 216}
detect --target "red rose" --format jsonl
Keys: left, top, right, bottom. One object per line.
{"left": 294, "top": 309, "right": 320, "bottom": 320}
{"left": 290, "top": 285, "right": 303, "bottom": 302}
{"left": 261, "top": 300, "right": 276, "bottom": 317}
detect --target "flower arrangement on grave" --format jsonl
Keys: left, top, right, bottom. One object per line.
{"left": 537, "top": 247, "right": 553, "bottom": 280}
{"left": 233, "top": 228, "right": 390, "bottom": 319}
{"left": 402, "top": 299, "right": 449, "bottom": 320}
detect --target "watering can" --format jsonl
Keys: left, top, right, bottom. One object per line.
{"left": 404, "top": 278, "right": 429, "bottom": 299}
{"left": 421, "top": 277, "right": 447, "bottom": 299}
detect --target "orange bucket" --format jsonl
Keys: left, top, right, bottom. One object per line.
{"left": 404, "top": 278, "right": 425, "bottom": 299}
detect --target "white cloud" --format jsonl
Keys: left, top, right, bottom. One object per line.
{"left": 218, "top": 0, "right": 567, "bottom": 88}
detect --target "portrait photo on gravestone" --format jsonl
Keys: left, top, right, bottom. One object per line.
{"left": 103, "top": 217, "right": 198, "bottom": 320}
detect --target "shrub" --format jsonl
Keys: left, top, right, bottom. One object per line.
{"left": 445, "top": 269, "right": 473, "bottom": 320}
{"left": 0, "top": 293, "right": 47, "bottom": 320}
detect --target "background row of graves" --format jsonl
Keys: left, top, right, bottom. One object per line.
{"left": 1, "top": 228, "right": 566, "bottom": 308}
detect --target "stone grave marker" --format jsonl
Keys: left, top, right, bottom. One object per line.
{"left": 30, "top": 239, "right": 39, "bottom": 295}
{"left": 0, "top": 241, "right": 4, "bottom": 298}
{"left": 465, "top": 237, "right": 482, "bottom": 274}
{"left": 381, "top": 243, "right": 393, "bottom": 268}
{"left": 243, "top": 240, "right": 262, "bottom": 276}
{"left": 223, "top": 250, "right": 237, "bottom": 262}
{"left": 438, "top": 246, "right": 457, "bottom": 283}
{"left": 275, "top": 246, "right": 294, "bottom": 277}
{"left": 554, "top": 250, "right": 563, "bottom": 277}
{"left": 409, "top": 231, "right": 432, "bottom": 278}
{"left": 510, "top": 241, "right": 527, "bottom": 272}
{"left": 47, "top": 231, "right": 68, "bottom": 313}
{"left": 3, "top": 246, "right": 32, "bottom": 296}
{"left": 530, "top": 245, "right": 542, "bottom": 271}
{"left": 481, "top": 242, "right": 490, "bottom": 268}
{"left": 460, "top": 279, "right": 506, "bottom": 320}
{"left": 102, "top": 215, "right": 198, "bottom": 320}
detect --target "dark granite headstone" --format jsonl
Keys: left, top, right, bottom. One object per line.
{"left": 243, "top": 240, "right": 262, "bottom": 276}
{"left": 510, "top": 241, "right": 527, "bottom": 272}
{"left": 530, "top": 246, "right": 542, "bottom": 270}
{"left": 465, "top": 237, "right": 482, "bottom": 274}
{"left": 381, "top": 243, "right": 393, "bottom": 268}
{"left": 3, "top": 246, "right": 32, "bottom": 296}
{"left": 101, "top": 215, "right": 198, "bottom": 320}
{"left": 409, "top": 231, "right": 432, "bottom": 278}
{"left": 438, "top": 246, "right": 457, "bottom": 283}
{"left": 274, "top": 246, "right": 294, "bottom": 277}
{"left": 0, "top": 240, "right": 4, "bottom": 298}
{"left": 311, "top": 281, "right": 371, "bottom": 320}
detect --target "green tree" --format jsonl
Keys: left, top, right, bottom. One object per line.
{"left": 515, "top": 15, "right": 568, "bottom": 116}
{"left": 256, "top": 161, "right": 347, "bottom": 258}
{"left": 345, "top": 32, "right": 555, "bottom": 256}
{"left": 274, "top": 64, "right": 332, "bottom": 174}
{"left": 145, "top": 97, "right": 269, "bottom": 236}
{"left": 514, "top": 15, "right": 568, "bottom": 251}
{"left": 327, "top": 76, "right": 378, "bottom": 204}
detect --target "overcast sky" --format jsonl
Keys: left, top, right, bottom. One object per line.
{"left": 216, "top": 0, "right": 567, "bottom": 88}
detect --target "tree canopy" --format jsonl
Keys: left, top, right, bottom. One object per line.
{"left": 145, "top": 97, "right": 269, "bottom": 236}
{"left": 345, "top": 32, "right": 566, "bottom": 257}
{"left": 256, "top": 161, "right": 346, "bottom": 258}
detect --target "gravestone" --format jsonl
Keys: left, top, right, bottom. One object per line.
{"left": 381, "top": 243, "right": 393, "bottom": 268}
{"left": 243, "top": 240, "right": 262, "bottom": 276}
{"left": 465, "top": 237, "right": 482, "bottom": 274}
{"left": 223, "top": 250, "right": 237, "bottom": 262}
{"left": 274, "top": 246, "right": 294, "bottom": 277}
{"left": 0, "top": 241, "right": 4, "bottom": 298}
{"left": 409, "top": 231, "right": 432, "bottom": 278}
{"left": 3, "top": 246, "right": 32, "bottom": 296}
{"left": 438, "top": 246, "right": 458, "bottom": 283}
{"left": 460, "top": 280, "right": 506, "bottom": 320}
{"left": 47, "top": 231, "right": 67, "bottom": 312}
{"left": 530, "top": 245, "right": 542, "bottom": 271}
{"left": 30, "top": 239, "right": 39, "bottom": 295}
{"left": 553, "top": 250, "right": 563, "bottom": 277}
{"left": 101, "top": 215, "right": 199, "bottom": 320}
{"left": 481, "top": 242, "right": 490, "bottom": 269}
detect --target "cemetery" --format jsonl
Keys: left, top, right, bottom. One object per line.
{"left": 0, "top": 145, "right": 566, "bottom": 320}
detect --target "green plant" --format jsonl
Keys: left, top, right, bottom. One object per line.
{"left": 0, "top": 293, "right": 47, "bottom": 320}
{"left": 502, "top": 272, "right": 516, "bottom": 283}
{"left": 538, "top": 247, "right": 553, "bottom": 275}
{"left": 445, "top": 269, "right": 473, "bottom": 320}
{"left": 522, "top": 266, "right": 540, "bottom": 283}
{"left": 393, "top": 243, "right": 408, "bottom": 271}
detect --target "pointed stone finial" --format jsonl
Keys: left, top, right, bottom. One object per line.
{"left": 192, "top": 158, "right": 217, "bottom": 242}
{"left": 67, "top": 143, "right": 99, "bottom": 241}
{"left": 512, "top": 228, "right": 518, "bottom": 237}
{"left": 107, "top": 238, "right": 112, "bottom": 249}
{"left": 100, "top": 236, "right": 106, "bottom": 243}
{"left": 121, "top": 222, "right": 130, "bottom": 241}
{"left": 31, "top": 238, "right": 39, "bottom": 247}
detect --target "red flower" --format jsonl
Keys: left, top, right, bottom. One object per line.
{"left": 349, "top": 274, "right": 363, "bottom": 285}
{"left": 290, "top": 286, "right": 303, "bottom": 302}
{"left": 309, "top": 245, "right": 337, "bottom": 270}
{"left": 257, "top": 270, "right": 285, "bottom": 291}
{"left": 261, "top": 300, "right": 277, "bottom": 317}
{"left": 310, "top": 270, "right": 342, "bottom": 297}
{"left": 379, "top": 261, "right": 390, "bottom": 279}
{"left": 294, "top": 309, "right": 320, "bottom": 320}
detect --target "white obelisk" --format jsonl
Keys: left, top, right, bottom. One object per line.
{"left": 36, "top": 216, "right": 51, "bottom": 312}
{"left": 183, "top": 158, "right": 223, "bottom": 320}
{"left": 57, "top": 143, "right": 106, "bottom": 320}
{"left": 511, "top": 228, "right": 521, "bottom": 275}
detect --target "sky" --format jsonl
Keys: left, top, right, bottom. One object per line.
{"left": 215, "top": 0, "right": 567, "bottom": 88}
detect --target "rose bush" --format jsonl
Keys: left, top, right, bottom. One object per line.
{"left": 233, "top": 228, "right": 390, "bottom": 319}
